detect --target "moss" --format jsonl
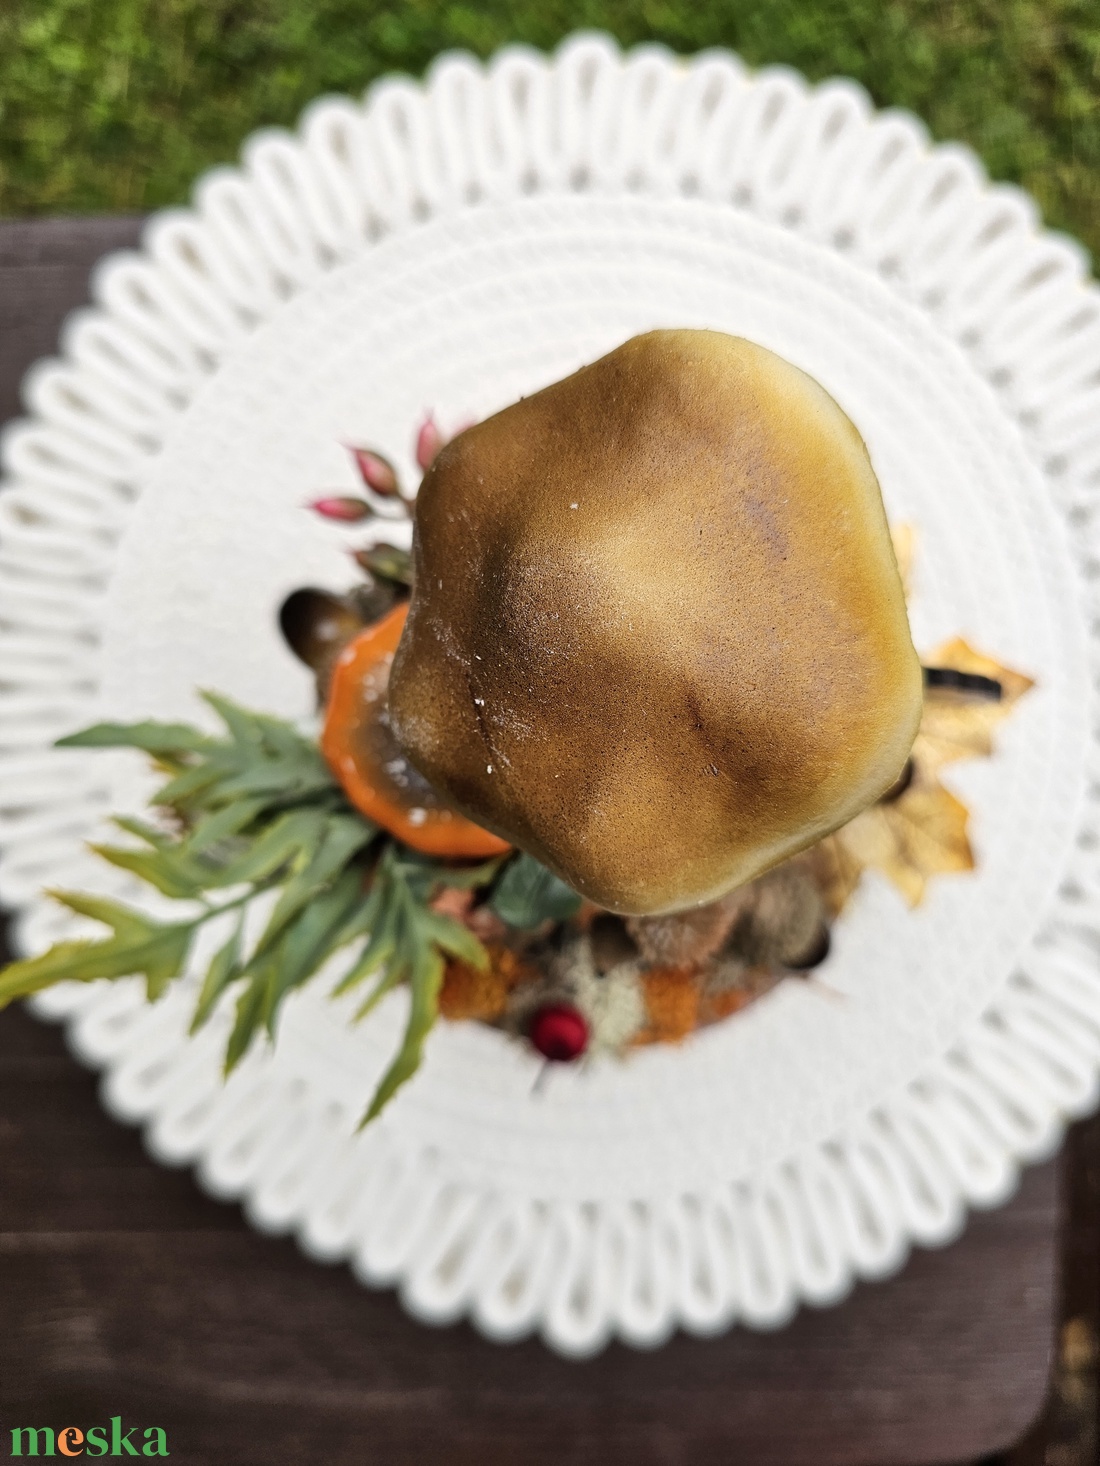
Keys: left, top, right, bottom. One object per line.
{"left": 0, "top": 1, "right": 1097, "bottom": 259}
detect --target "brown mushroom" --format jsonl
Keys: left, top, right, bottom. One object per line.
{"left": 389, "top": 329, "right": 922, "bottom": 915}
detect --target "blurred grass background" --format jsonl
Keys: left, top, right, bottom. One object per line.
{"left": 0, "top": 0, "right": 1097, "bottom": 258}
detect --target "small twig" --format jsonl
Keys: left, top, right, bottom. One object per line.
{"left": 531, "top": 1059, "right": 554, "bottom": 1097}
{"left": 801, "top": 975, "right": 849, "bottom": 1005}
{"left": 922, "top": 666, "right": 1002, "bottom": 700}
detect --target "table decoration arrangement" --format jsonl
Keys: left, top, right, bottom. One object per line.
{"left": 0, "top": 332, "right": 1034, "bottom": 1117}
{"left": 1, "top": 33, "right": 1099, "bottom": 1357}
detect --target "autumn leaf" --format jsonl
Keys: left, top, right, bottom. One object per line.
{"left": 804, "top": 833, "right": 864, "bottom": 920}
{"left": 817, "top": 635, "right": 1030, "bottom": 910}
{"left": 829, "top": 767, "right": 974, "bottom": 908}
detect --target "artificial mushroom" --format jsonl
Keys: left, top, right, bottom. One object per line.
{"left": 388, "top": 329, "right": 922, "bottom": 915}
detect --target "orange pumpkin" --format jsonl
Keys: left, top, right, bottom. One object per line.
{"left": 321, "top": 602, "right": 511, "bottom": 859}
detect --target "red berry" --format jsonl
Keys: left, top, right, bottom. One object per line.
{"left": 529, "top": 1003, "right": 588, "bottom": 1062}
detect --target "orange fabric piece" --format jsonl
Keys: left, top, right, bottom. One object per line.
{"left": 638, "top": 966, "right": 700, "bottom": 1044}
{"left": 439, "top": 945, "right": 532, "bottom": 1021}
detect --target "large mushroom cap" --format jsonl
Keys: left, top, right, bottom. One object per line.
{"left": 388, "top": 329, "right": 923, "bottom": 915}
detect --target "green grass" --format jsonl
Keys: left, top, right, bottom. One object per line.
{"left": 0, "top": 0, "right": 1098, "bottom": 259}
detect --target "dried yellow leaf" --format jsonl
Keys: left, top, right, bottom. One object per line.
{"left": 916, "top": 637, "right": 1034, "bottom": 778}
{"left": 817, "top": 636, "right": 1029, "bottom": 910}
{"left": 831, "top": 769, "right": 974, "bottom": 908}
{"left": 804, "top": 836, "right": 864, "bottom": 919}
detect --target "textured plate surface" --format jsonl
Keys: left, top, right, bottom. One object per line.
{"left": 2, "top": 35, "right": 1100, "bottom": 1356}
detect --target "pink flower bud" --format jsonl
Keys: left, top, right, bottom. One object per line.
{"left": 348, "top": 446, "right": 400, "bottom": 497}
{"left": 415, "top": 413, "right": 445, "bottom": 471}
{"left": 309, "top": 496, "right": 372, "bottom": 523}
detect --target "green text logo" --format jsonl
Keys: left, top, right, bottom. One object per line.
{"left": 9, "top": 1419, "right": 167, "bottom": 1457}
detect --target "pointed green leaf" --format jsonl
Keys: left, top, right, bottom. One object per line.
{"left": 351, "top": 955, "right": 407, "bottom": 1022}
{"left": 345, "top": 928, "right": 402, "bottom": 1013}
{"left": 200, "top": 690, "right": 267, "bottom": 748}
{"left": 223, "top": 963, "right": 271, "bottom": 1074}
{"left": 139, "top": 924, "right": 195, "bottom": 1000}
{"left": 260, "top": 868, "right": 366, "bottom": 1035}
{"left": 205, "top": 808, "right": 326, "bottom": 888}
{"left": 346, "top": 863, "right": 411, "bottom": 1016}
{"left": 89, "top": 841, "right": 209, "bottom": 900}
{"left": 489, "top": 853, "right": 582, "bottom": 929}
{"left": 56, "top": 720, "right": 214, "bottom": 755}
{"left": 0, "top": 939, "right": 122, "bottom": 1003}
{"left": 328, "top": 878, "right": 383, "bottom": 950}
{"left": 331, "top": 905, "right": 393, "bottom": 999}
{"left": 426, "top": 857, "right": 506, "bottom": 892}
{"left": 255, "top": 814, "right": 374, "bottom": 953}
{"left": 253, "top": 712, "right": 319, "bottom": 761}
{"left": 213, "top": 757, "right": 334, "bottom": 801}
{"left": 186, "top": 797, "right": 268, "bottom": 854}
{"left": 190, "top": 916, "right": 244, "bottom": 1033}
{"left": 361, "top": 944, "right": 444, "bottom": 1125}
{"left": 112, "top": 815, "right": 174, "bottom": 851}
{"left": 48, "top": 889, "right": 155, "bottom": 942}
{"left": 0, "top": 919, "right": 193, "bottom": 1008}
{"left": 420, "top": 909, "right": 489, "bottom": 970}
{"left": 153, "top": 759, "right": 228, "bottom": 809}
{"left": 0, "top": 938, "right": 132, "bottom": 1004}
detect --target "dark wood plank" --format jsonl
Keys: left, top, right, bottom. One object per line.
{"left": 0, "top": 998, "right": 1060, "bottom": 1466}
{"left": 0, "top": 216, "right": 1069, "bottom": 1464}
{"left": 0, "top": 994, "right": 1061, "bottom": 1466}
{"left": 0, "top": 215, "right": 144, "bottom": 427}
{"left": 1005, "top": 1112, "right": 1100, "bottom": 1466}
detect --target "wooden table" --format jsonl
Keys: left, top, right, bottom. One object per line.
{"left": 0, "top": 216, "right": 1078, "bottom": 1466}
